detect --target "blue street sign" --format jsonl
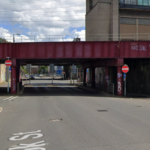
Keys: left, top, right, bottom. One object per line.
{"left": 9, "top": 67, "right": 11, "bottom": 72}
{"left": 123, "top": 73, "right": 126, "bottom": 81}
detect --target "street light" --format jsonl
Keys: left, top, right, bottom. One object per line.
{"left": 13, "top": 34, "right": 20, "bottom": 43}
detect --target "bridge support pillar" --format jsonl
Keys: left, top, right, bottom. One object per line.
{"left": 105, "top": 67, "right": 109, "bottom": 91}
{"left": 83, "top": 68, "right": 86, "bottom": 86}
{"left": 11, "top": 59, "right": 17, "bottom": 94}
{"left": 117, "top": 66, "right": 123, "bottom": 96}
{"left": 92, "top": 67, "right": 95, "bottom": 88}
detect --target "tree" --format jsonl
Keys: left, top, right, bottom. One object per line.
{"left": 0, "top": 38, "right": 10, "bottom": 43}
{"left": 21, "top": 66, "right": 28, "bottom": 74}
{"left": 38, "top": 66, "right": 48, "bottom": 74}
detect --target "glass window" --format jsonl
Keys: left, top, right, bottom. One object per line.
{"left": 120, "top": 18, "right": 136, "bottom": 24}
{"left": 138, "top": 0, "right": 150, "bottom": 5}
{"left": 125, "top": 0, "right": 131, "bottom": 4}
{"left": 125, "top": 0, "right": 136, "bottom": 4}
{"left": 89, "top": 0, "right": 93, "bottom": 10}
{"left": 143, "top": 0, "right": 149, "bottom": 5}
{"left": 139, "top": 18, "right": 150, "bottom": 25}
{"left": 131, "top": 0, "right": 136, "bottom": 4}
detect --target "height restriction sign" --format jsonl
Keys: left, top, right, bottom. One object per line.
{"left": 122, "top": 65, "right": 129, "bottom": 73}
{"left": 5, "top": 60, "right": 12, "bottom": 67}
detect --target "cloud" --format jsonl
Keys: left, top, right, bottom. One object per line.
{"left": 0, "top": 0, "right": 86, "bottom": 42}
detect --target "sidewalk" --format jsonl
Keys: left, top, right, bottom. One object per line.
{"left": 78, "top": 85, "right": 150, "bottom": 98}
{"left": 0, "top": 82, "right": 11, "bottom": 96}
{"left": 78, "top": 85, "right": 113, "bottom": 97}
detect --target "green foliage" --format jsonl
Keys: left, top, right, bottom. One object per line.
{"left": 38, "top": 66, "right": 48, "bottom": 74}
{"left": 21, "top": 66, "right": 28, "bottom": 74}
{"left": 0, "top": 38, "right": 10, "bottom": 43}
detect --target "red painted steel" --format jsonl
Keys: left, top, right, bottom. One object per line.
{"left": 117, "top": 66, "right": 123, "bottom": 96}
{"left": 0, "top": 41, "right": 150, "bottom": 59}
{"left": 11, "top": 66, "right": 16, "bottom": 94}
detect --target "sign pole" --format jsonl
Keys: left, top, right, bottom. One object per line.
{"left": 122, "top": 65, "right": 129, "bottom": 97}
{"left": 5, "top": 58, "right": 12, "bottom": 93}
{"left": 7, "top": 66, "right": 9, "bottom": 93}
{"left": 123, "top": 73, "right": 126, "bottom": 97}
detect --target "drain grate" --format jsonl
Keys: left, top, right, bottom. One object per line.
{"left": 50, "top": 118, "right": 62, "bottom": 122}
{"left": 97, "top": 110, "right": 108, "bottom": 112}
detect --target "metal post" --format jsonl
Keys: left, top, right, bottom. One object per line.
{"left": 124, "top": 73, "right": 126, "bottom": 97}
{"left": 77, "top": 68, "right": 78, "bottom": 81}
{"left": 7, "top": 66, "right": 9, "bottom": 93}
{"left": 17, "top": 82, "right": 19, "bottom": 94}
{"left": 52, "top": 72, "right": 53, "bottom": 85}
{"left": 71, "top": 72, "right": 72, "bottom": 84}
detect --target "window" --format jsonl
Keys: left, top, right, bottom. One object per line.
{"left": 125, "top": 0, "right": 136, "bottom": 4}
{"left": 89, "top": 0, "right": 93, "bottom": 10}
{"left": 138, "top": 0, "right": 150, "bottom": 5}
{"left": 139, "top": 18, "right": 150, "bottom": 25}
{"left": 122, "top": 0, "right": 150, "bottom": 5}
{"left": 120, "top": 18, "right": 136, "bottom": 25}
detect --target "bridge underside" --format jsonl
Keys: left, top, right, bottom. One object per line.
{"left": 0, "top": 41, "right": 149, "bottom": 96}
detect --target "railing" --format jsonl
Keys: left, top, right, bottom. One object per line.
{"left": 96, "top": 83, "right": 114, "bottom": 95}
{"left": 1, "top": 33, "right": 150, "bottom": 43}
{"left": 86, "top": 33, "right": 150, "bottom": 41}
{"left": 107, "top": 83, "right": 114, "bottom": 95}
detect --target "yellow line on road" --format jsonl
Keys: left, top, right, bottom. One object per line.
{"left": 0, "top": 107, "right": 2, "bottom": 113}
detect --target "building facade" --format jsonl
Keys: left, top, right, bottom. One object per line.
{"left": 86, "top": 0, "right": 150, "bottom": 41}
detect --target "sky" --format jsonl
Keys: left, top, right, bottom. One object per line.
{"left": 0, "top": 0, "right": 86, "bottom": 42}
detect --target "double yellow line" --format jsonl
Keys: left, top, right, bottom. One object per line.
{"left": 0, "top": 107, "right": 2, "bottom": 113}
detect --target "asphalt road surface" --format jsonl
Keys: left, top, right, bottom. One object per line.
{"left": 1, "top": 80, "right": 150, "bottom": 150}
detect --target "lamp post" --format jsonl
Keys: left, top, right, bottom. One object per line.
{"left": 13, "top": 34, "right": 20, "bottom": 43}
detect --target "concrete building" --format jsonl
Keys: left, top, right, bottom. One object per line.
{"left": 86, "top": 0, "right": 150, "bottom": 41}
{"left": 86, "top": 0, "right": 150, "bottom": 95}
{"left": 0, "top": 64, "right": 6, "bottom": 84}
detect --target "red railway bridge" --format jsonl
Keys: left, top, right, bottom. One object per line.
{"left": 0, "top": 41, "right": 150, "bottom": 96}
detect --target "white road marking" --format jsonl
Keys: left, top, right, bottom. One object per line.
{"left": 9, "top": 130, "right": 47, "bottom": 150}
{"left": 8, "top": 96, "right": 18, "bottom": 101}
{"left": 4, "top": 96, "right": 13, "bottom": 100}
{"left": 0, "top": 107, "right": 2, "bottom": 113}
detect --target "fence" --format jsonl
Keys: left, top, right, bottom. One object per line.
{"left": 2, "top": 33, "right": 150, "bottom": 43}
{"left": 96, "top": 83, "right": 114, "bottom": 95}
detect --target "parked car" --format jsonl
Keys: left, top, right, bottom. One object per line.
{"left": 30, "top": 75, "right": 35, "bottom": 79}
{"left": 39, "top": 74, "right": 43, "bottom": 77}
{"left": 25, "top": 74, "right": 29, "bottom": 78}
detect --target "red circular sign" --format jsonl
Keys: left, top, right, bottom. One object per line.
{"left": 5, "top": 60, "right": 12, "bottom": 67}
{"left": 122, "top": 65, "right": 129, "bottom": 73}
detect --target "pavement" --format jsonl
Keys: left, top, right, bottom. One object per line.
{"left": 1, "top": 80, "right": 150, "bottom": 149}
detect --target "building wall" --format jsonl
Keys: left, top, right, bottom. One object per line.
{"left": 0, "top": 64, "right": 6, "bottom": 84}
{"left": 86, "top": 0, "right": 150, "bottom": 41}
{"left": 119, "top": 9, "right": 150, "bottom": 40}
{"left": 86, "top": 0, "right": 119, "bottom": 41}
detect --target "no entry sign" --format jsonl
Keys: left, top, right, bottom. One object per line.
{"left": 122, "top": 65, "right": 129, "bottom": 73}
{"left": 5, "top": 60, "right": 12, "bottom": 67}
